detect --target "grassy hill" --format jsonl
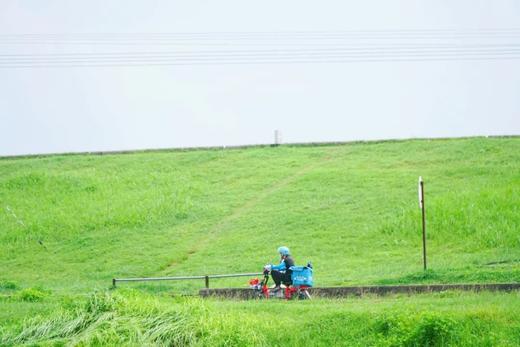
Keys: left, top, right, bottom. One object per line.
{"left": 1, "top": 137, "right": 519, "bottom": 345}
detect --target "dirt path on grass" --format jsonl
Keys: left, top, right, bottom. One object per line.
{"left": 160, "top": 146, "right": 342, "bottom": 274}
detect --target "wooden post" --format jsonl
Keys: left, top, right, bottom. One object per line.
{"left": 419, "top": 177, "right": 427, "bottom": 271}
{"left": 205, "top": 275, "right": 209, "bottom": 289}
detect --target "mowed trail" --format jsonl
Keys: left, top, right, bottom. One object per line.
{"left": 160, "top": 146, "right": 342, "bottom": 274}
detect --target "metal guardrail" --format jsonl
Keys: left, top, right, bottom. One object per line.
{"left": 112, "top": 272, "right": 262, "bottom": 289}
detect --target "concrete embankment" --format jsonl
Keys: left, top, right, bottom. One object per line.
{"left": 199, "top": 283, "right": 520, "bottom": 299}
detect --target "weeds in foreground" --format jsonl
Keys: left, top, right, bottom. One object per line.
{"left": 1, "top": 291, "right": 519, "bottom": 346}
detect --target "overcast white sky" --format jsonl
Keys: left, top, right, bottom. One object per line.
{"left": 1, "top": 1, "right": 519, "bottom": 156}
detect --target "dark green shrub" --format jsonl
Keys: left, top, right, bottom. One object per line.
{"left": 373, "top": 314, "right": 413, "bottom": 346}
{"left": 0, "top": 280, "right": 18, "bottom": 291}
{"left": 17, "top": 288, "right": 47, "bottom": 302}
{"left": 405, "top": 314, "right": 460, "bottom": 347}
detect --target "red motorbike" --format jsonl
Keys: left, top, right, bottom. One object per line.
{"left": 249, "top": 266, "right": 312, "bottom": 300}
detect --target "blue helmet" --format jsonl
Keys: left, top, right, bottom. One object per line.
{"left": 277, "top": 246, "right": 290, "bottom": 256}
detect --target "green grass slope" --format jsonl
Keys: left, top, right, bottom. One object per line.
{"left": 1, "top": 137, "right": 519, "bottom": 293}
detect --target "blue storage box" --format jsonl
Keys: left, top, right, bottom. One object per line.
{"left": 290, "top": 266, "right": 313, "bottom": 287}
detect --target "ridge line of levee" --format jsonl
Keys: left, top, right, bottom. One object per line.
{"left": 1, "top": 134, "right": 518, "bottom": 160}
{"left": 159, "top": 146, "right": 342, "bottom": 274}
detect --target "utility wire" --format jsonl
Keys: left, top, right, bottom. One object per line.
{"left": 2, "top": 30, "right": 520, "bottom": 45}
{"left": 2, "top": 51, "right": 520, "bottom": 64}
{"left": 2, "top": 55, "right": 519, "bottom": 69}
{"left": 1, "top": 53, "right": 519, "bottom": 68}
{"left": 1, "top": 47, "right": 518, "bottom": 63}
{"left": 2, "top": 43, "right": 520, "bottom": 57}
{"left": 3, "top": 29, "right": 520, "bottom": 37}
{"left": 1, "top": 45, "right": 519, "bottom": 63}
{"left": 2, "top": 30, "right": 519, "bottom": 68}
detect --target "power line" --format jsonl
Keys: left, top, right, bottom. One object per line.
{"left": 1, "top": 45, "right": 519, "bottom": 63}
{"left": 2, "top": 43, "right": 520, "bottom": 57}
{"left": 2, "top": 51, "right": 520, "bottom": 63}
{"left": 0, "top": 46, "right": 518, "bottom": 63}
{"left": 1, "top": 53, "right": 518, "bottom": 68}
{"left": 2, "top": 56, "right": 519, "bottom": 69}
{"left": 2, "top": 30, "right": 520, "bottom": 44}
{"left": 3, "top": 29, "right": 520, "bottom": 36}
{"left": 2, "top": 29, "right": 519, "bottom": 68}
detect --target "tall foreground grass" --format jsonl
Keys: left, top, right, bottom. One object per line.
{"left": 1, "top": 290, "right": 519, "bottom": 346}
{"left": 1, "top": 292, "right": 195, "bottom": 346}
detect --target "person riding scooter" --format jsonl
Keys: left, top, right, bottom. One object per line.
{"left": 266, "top": 246, "right": 295, "bottom": 291}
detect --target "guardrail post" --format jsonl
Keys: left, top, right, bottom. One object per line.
{"left": 112, "top": 278, "right": 116, "bottom": 287}
{"left": 205, "top": 275, "right": 209, "bottom": 289}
